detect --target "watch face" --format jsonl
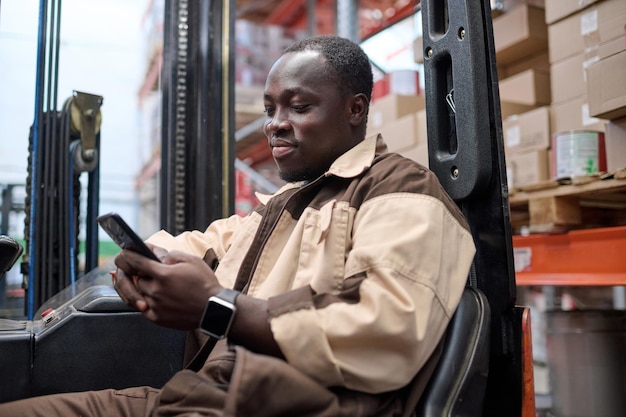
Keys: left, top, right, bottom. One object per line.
{"left": 201, "top": 297, "right": 234, "bottom": 338}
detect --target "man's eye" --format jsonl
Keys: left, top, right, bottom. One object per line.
{"left": 292, "top": 104, "right": 308, "bottom": 112}
{"left": 264, "top": 108, "right": 274, "bottom": 116}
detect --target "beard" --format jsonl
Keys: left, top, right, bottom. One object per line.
{"left": 278, "top": 166, "right": 318, "bottom": 183}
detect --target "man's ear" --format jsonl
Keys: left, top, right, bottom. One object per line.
{"left": 349, "top": 93, "right": 369, "bottom": 126}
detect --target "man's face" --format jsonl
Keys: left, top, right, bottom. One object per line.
{"left": 263, "top": 50, "right": 357, "bottom": 183}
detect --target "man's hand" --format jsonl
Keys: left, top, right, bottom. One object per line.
{"left": 113, "top": 245, "right": 222, "bottom": 330}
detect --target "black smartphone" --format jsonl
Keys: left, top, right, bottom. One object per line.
{"left": 97, "top": 212, "right": 160, "bottom": 262}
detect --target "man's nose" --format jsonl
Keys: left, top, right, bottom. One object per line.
{"left": 265, "top": 110, "right": 290, "bottom": 136}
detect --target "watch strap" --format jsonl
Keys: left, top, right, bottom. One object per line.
{"left": 216, "top": 288, "right": 239, "bottom": 304}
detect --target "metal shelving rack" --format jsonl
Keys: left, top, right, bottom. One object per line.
{"left": 510, "top": 174, "right": 626, "bottom": 286}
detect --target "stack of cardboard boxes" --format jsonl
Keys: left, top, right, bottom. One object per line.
{"left": 383, "top": 0, "right": 625, "bottom": 189}
{"left": 369, "top": 1, "right": 557, "bottom": 173}
{"left": 579, "top": 0, "right": 626, "bottom": 177}
{"left": 502, "top": 0, "right": 626, "bottom": 190}
{"left": 365, "top": 82, "right": 428, "bottom": 166}
{"left": 495, "top": 2, "right": 552, "bottom": 189}
{"left": 548, "top": 0, "right": 626, "bottom": 178}
{"left": 496, "top": 3, "right": 551, "bottom": 117}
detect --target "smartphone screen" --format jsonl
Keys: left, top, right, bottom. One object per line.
{"left": 97, "top": 212, "right": 160, "bottom": 262}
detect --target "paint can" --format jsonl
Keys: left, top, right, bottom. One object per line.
{"left": 551, "top": 130, "right": 607, "bottom": 179}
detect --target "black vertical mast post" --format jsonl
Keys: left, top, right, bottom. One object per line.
{"left": 421, "top": 0, "right": 523, "bottom": 415}
{"left": 161, "top": 0, "right": 235, "bottom": 234}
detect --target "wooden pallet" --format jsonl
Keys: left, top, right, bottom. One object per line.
{"left": 509, "top": 170, "right": 626, "bottom": 234}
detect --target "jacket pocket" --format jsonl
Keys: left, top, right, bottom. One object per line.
{"left": 296, "top": 200, "right": 351, "bottom": 293}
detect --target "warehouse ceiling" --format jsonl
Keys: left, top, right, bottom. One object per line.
{"left": 235, "top": 0, "right": 418, "bottom": 39}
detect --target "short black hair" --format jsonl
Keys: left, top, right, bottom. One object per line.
{"left": 283, "top": 35, "right": 373, "bottom": 102}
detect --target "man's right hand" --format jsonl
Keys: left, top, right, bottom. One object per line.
{"left": 113, "top": 246, "right": 222, "bottom": 330}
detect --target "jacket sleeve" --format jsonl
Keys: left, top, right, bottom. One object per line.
{"left": 267, "top": 193, "right": 476, "bottom": 394}
{"left": 146, "top": 213, "right": 246, "bottom": 262}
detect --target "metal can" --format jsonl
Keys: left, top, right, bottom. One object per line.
{"left": 551, "top": 130, "right": 607, "bottom": 179}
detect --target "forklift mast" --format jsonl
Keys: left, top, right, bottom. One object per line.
{"left": 420, "top": 0, "right": 528, "bottom": 415}
{"left": 160, "top": 0, "right": 236, "bottom": 234}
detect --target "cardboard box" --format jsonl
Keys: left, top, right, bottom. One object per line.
{"left": 413, "top": 36, "right": 424, "bottom": 64}
{"left": 493, "top": 5, "right": 548, "bottom": 65}
{"left": 387, "top": 70, "right": 421, "bottom": 96}
{"left": 586, "top": 50, "right": 626, "bottom": 120}
{"left": 371, "top": 71, "right": 421, "bottom": 101}
{"left": 373, "top": 112, "right": 420, "bottom": 153}
{"left": 499, "top": 69, "right": 551, "bottom": 106}
{"left": 548, "top": 0, "right": 626, "bottom": 64}
{"left": 498, "top": 51, "right": 550, "bottom": 79}
{"left": 544, "top": 0, "right": 601, "bottom": 24}
{"left": 400, "top": 143, "right": 429, "bottom": 167}
{"left": 604, "top": 117, "right": 626, "bottom": 172}
{"left": 416, "top": 109, "right": 428, "bottom": 145}
{"left": 598, "top": 35, "right": 626, "bottom": 58}
{"left": 506, "top": 149, "right": 550, "bottom": 188}
{"left": 500, "top": 101, "right": 536, "bottom": 118}
{"left": 551, "top": 36, "right": 626, "bottom": 104}
{"left": 503, "top": 106, "right": 551, "bottom": 153}
{"left": 550, "top": 53, "right": 593, "bottom": 104}
{"left": 367, "top": 94, "right": 425, "bottom": 131}
{"left": 550, "top": 97, "right": 607, "bottom": 134}
{"left": 496, "top": 0, "right": 546, "bottom": 14}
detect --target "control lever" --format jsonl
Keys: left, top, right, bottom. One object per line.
{"left": 0, "top": 236, "right": 23, "bottom": 278}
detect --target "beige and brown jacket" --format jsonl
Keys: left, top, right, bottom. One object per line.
{"left": 148, "top": 134, "right": 476, "bottom": 412}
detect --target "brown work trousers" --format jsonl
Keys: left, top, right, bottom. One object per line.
{"left": 0, "top": 340, "right": 420, "bottom": 417}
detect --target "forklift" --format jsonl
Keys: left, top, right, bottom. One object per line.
{"left": 0, "top": 0, "right": 534, "bottom": 415}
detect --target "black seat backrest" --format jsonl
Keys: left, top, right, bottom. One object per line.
{"left": 0, "top": 235, "right": 23, "bottom": 277}
{"left": 415, "top": 286, "right": 491, "bottom": 417}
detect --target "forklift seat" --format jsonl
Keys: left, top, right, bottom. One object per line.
{"left": 415, "top": 286, "right": 491, "bottom": 417}
{"left": 0, "top": 235, "right": 23, "bottom": 277}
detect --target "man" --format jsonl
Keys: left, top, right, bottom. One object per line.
{"left": 0, "top": 35, "right": 475, "bottom": 416}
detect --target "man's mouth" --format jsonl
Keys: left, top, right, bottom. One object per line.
{"left": 270, "top": 138, "right": 297, "bottom": 159}
{"left": 272, "top": 145, "right": 295, "bottom": 159}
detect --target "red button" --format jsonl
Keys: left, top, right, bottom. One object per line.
{"left": 41, "top": 308, "right": 54, "bottom": 317}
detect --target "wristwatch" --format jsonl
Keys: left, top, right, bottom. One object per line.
{"left": 199, "top": 288, "right": 239, "bottom": 339}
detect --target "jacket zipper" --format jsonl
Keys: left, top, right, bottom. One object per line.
{"left": 241, "top": 176, "right": 326, "bottom": 294}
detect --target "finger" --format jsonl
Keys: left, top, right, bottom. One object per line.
{"left": 130, "top": 282, "right": 158, "bottom": 322}
{"left": 140, "top": 305, "right": 158, "bottom": 323}
{"left": 113, "top": 266, "right": 148, "bottom": 311}
{"left": 113, "top": 250, "right": 139, "bottom": 278}
{"left": 161, "top": 249, "right": 196, "bottom": 265}
{"left": 118, "top": 248, "right": 161, "bottom": 278}
{"left": 147, "top": 244, "right": 169, "bottom": 261}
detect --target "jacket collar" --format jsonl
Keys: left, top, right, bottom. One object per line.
{"left": 326, "top": 133, "right": 387, "bottom": 179}
{"left": 256, "top": 134, "right": 388, "bottom": 204}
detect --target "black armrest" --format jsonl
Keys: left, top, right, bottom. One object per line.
{"left": 72, "top": 286, "right": 134, "bottom": 313}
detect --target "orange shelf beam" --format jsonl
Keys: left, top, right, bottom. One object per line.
{"left": 513, "top": 226, "right": 626, "bottom": 286}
